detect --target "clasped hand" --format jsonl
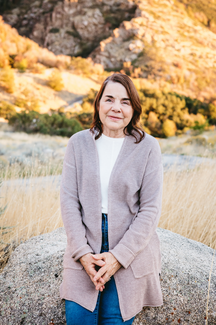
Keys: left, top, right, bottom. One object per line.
{"left": 79, "top": 252, "right": 121, "bottom": 292}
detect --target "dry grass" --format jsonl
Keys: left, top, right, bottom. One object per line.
{"left": 0, "top": 160, "right": 216, "bottom": 270}
{"left": 0, "top": 158, "right": 63, "bottom": 180}
{"left": 0, "top": 168, "right": 63, "bottom": 269}
{"left": 160, "top": 162, "right": 216, "bottom": 249}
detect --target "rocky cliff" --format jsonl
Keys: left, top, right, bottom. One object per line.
{"left": 90, "top": 0, "right": 216, "bottom": 100}
{"left": 2, "top": 0, "right": 216, "bottom": 102}
{"left": 2, "top": 0, "right": 137, "bottom": 57}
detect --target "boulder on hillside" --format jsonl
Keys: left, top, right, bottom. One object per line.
{"left": 0, "top": 228, "right": 215, "bottom": 324}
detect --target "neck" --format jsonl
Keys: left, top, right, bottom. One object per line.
{"left": 102, "top": 127, "right": 125, "bottom": 138}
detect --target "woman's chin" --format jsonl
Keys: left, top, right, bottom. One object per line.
{"left": 104, "top": 122, "right": 123, "bottom": 131}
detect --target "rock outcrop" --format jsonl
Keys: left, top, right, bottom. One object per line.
{"left": 91, "top": 0, "right": 216, "bottom": 74}
{"left": 0, "top": 227, "right": 215, "bottom": 324}
{"left": 2, "top": 0, "right": 216, "bottom": 101}
{"left": 2, "top": 0, "right": 137, "bottom": 57}
{"left": 89, "top": 0, "right": 216, "bottom": 101}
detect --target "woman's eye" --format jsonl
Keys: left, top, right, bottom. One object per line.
{"left": 123, "top": 101, "right": 129, "bottom": 105}
{"left": 106, "top": 99, "right": 112, "bottom": 102}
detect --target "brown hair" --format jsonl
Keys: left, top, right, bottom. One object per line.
{"left": 90, "top": 73, "right": 145, "bottom": 143}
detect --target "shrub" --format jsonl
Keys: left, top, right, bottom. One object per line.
{"left": 15, "top": 89, "right": 40, "bottom": 112}
{"left": 162, "top": 119, "right": 177, "bottom": 137}
{"left": 0, "top": 49, "right": 9, "bottom": 68}
{"left": 0, "top": 101, "right": 16, "bottom": 119}
{"left": 30, "top": 63, "right": 46, "bottom": 74}
{"left": 82, "top": 88, "right": 98, "bottom": 107}
{"left": 147, "top": 111, "right": 162, "bottom": 137}
{"left": 81, "top": 102, "right": 93, "bottom": 112}
{"left": 70, "top": 57, "right": 94, "bottom": 77}
{"left": 191, "top": 121, "right": 208, "bottom": 133}
{"left": 208, "top": 104, "right": 216, "bottom": 123}
{"left": 189, "top": 114, "right": 208, "bottom": 133}
{"left": 76, "top": 112, "right": 93, "bottom": 129}
{"left": 14, "top": 97, "right": 27, "bottom": 108}
{"left": 48, "top": 69, "right": 64, "bottom": 91}
{"left": 137, "top": 88, "right": 215, "bottom": 137}
{"left": 0, "top": 66, "right": 15, "bottom": 93}
{"left": 14, "top": 58, "right": 28, "bottom": 72}
{"left": 8, "top": 111, "right": 83, "bottom": 137}
{"left": 181, "top": 113, "right": 207, "bottom": 128}
{"left": 184, "top": 135, "right": 208, "bottom": 146}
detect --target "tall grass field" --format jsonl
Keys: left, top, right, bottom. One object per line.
{"left": 0, "top": 161, "right": 216, "bottom": 269}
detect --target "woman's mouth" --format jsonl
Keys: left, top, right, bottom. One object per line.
{"left": 108, "top": 116, "right": 122, "bottom": 121}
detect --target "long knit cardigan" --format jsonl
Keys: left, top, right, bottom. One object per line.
{"left": 59, "top": 129, "right": 163, "bottom": 321}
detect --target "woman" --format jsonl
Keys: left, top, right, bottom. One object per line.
{"left": 60, "top": 73, "right": 163, "bottom": 324}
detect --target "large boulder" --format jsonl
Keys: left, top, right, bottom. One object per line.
{"left": 0, "top": 228, "right": 215, "bottom": 324}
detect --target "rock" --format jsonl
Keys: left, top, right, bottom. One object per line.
{"left": 194, "top": 11, "right": 208, "bottom": 26}
{"left": 90, "top": 18, "right": 146, "bottom": 69}
{"left": 0, "top": 228, "right": 66, "bottom": 324}
{"left": 0, "top": 228, "right": 216, "bottom": 324}
{"left": 3, "top": 0, "right": 137, "bottom": 57}
{"left": 2, "top": 0, "right": 216, "bottom": 100}
{"left": 73, "top": 8, "right": 105, "bottom": 42}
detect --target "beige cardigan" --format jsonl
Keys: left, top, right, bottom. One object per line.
{"left": 60, "top": 129, "right": 163, "bottom": 321}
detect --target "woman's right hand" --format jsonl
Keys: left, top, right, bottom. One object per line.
{"left": 79, "top": 253, "right": 106, "bottom": 291}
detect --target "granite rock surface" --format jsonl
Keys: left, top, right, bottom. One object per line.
{"left": 0, "top": 227, "right": 215, "bottom": 324}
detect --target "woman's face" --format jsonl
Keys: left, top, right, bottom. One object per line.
{"left": 98, "top": 81, "right": 133, "bottom": 137}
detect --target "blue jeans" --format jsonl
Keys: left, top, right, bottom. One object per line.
{"left": 65, "top": 213, "right": 135, "bottom": 325}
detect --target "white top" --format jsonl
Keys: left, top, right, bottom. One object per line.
{"left": 95, "top": 133, "right": 125, "bottom": 213}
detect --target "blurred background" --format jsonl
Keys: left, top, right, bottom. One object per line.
{"left": 0, "top": 0, "right": 216, "bottom": 269}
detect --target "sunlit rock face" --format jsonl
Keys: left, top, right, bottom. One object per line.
{"left": 2, "top": 0, "right": 137, "bottom": 57}
{"left": 2, "top": 0, "right": 216, "bottom": 102}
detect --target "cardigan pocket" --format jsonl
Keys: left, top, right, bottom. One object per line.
{"left": 130, "top": 244, "right": 154, "bottom": 278}
{"left": 63, "top": 249, "right": 84, "bottom": 270}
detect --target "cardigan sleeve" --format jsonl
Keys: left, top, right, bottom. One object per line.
{"left": 60, "top": 137, "right": 94, "bottom": 261}
{"left": 109, "top": 140, "right": 163, "bottom": 269}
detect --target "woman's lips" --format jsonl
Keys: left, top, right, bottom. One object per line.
{"left": 108, "top": 115, "right": 123, "bottom": 121}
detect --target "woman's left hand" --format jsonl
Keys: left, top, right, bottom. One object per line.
{"left": 92, "top": 252, "right": 121, "bottom": 290}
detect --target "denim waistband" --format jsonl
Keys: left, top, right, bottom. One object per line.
{"left": 101, "top": 213, "right": 109, "bottom": 253}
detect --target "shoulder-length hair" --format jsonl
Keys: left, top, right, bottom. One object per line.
{"left": 90, "top": 73, "right": 145, "bottom": 143}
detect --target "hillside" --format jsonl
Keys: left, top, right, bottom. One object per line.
{"left": 1, "top": 0, "right": 216, "bottom": 102}
{"left": 91, "top": 0, "right": 216, "bottom": 101}
{"left": 0, "top": 1, "right": 216, "bottom": 140}
{"left": 2, "top": 0, "right": 137, "bottom": 57}
{"left": 0, "top": 16, "right": 102, "bottom": 113}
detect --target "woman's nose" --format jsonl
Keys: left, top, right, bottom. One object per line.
{"left": 111, "top": 101, "right": 121, "bottom": 112}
